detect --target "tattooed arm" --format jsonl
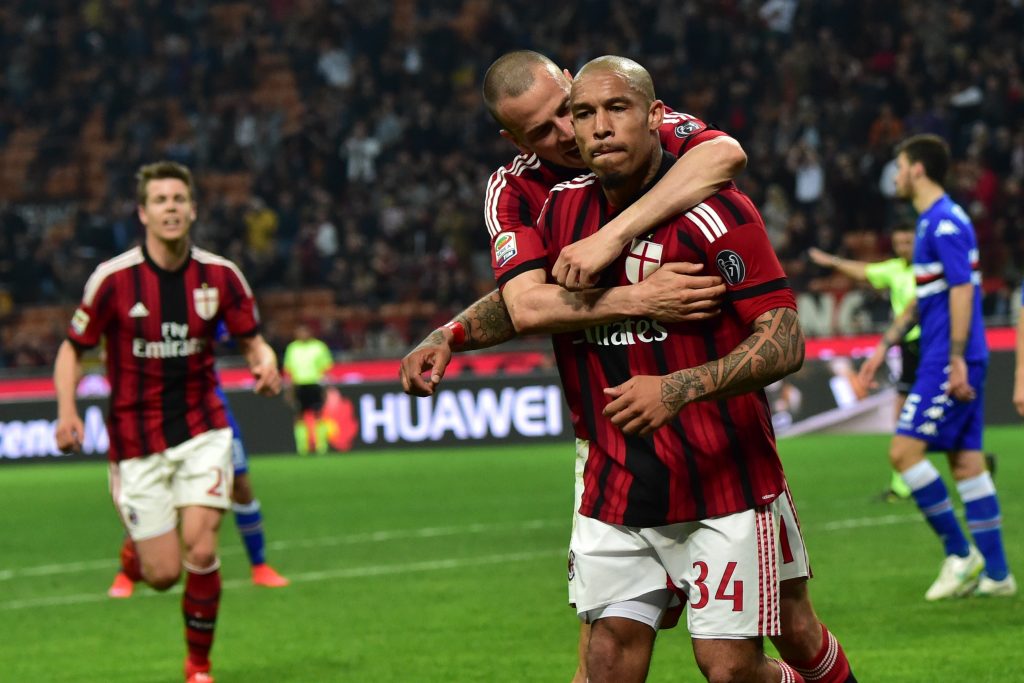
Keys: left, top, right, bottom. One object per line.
{"left": 603, "top": 307, "right": 805, "bottom": 435}
{"left": 502, "top": 264, "right": 723, "bottom": 335}
{"left": 399, "top": 263, "right": 726, "bottom": 395}
{"left": 399, "top": 289, "right": 515, "bottom": 397}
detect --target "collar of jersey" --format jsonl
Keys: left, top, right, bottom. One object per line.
{"left": 142, "top": 243, "right": 193, "bottom": 277}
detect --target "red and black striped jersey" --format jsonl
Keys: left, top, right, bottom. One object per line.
{"left": 488, "top": 109, "right": 728, "bottom": 279}
{"left": 66, "top": 245, "right": 260, "bottom": 462}
{"left": 515, "top": 153, "right": 795, "bottom": 526}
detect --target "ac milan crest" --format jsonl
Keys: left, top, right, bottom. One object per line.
{"left": 193, "top": 285, "right": 220, "bottom": 320}
{"left": 625, "top": 239, "right": 663, "bottom": 283}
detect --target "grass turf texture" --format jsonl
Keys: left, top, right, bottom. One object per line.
{"left": 1, "top": 429, "right": 1020, "bottom": 682}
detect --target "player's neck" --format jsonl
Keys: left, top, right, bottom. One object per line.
{"left": 145, "top": 235, "right": 191, "bottom": 271}
{"left": 911, "top": 182, "right": 944, "bottom": 214}
{"left": 601, "top": 146, "right": 664, "bottom": 210}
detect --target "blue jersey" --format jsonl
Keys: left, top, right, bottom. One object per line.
{"left": 912, "top": 194, "right": 988, "bottom": 367}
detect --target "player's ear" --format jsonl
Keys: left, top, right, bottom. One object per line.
{"left": 562, "top": 68, "right": 573, "bottom": 82}
{"left": 136, "top": 204, "right": 148, "bottom": 225}
{"left": 649, "top": 100, "right": 665, "bottom": 131}
{"left": 499, "top": 128, "right": 531, "bottom": 156}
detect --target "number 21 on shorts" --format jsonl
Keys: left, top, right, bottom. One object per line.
{"left": 207, "top": 466, "right": 226, "bottom": 497}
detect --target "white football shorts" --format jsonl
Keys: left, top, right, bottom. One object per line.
{"left": 571, "top": 498, "right": 785, "bottom": 638}
{"left": 109, "top": 427, "right": 233, "bottom": 541}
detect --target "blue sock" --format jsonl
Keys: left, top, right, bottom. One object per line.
{"left": 902, "top": 460, "right": 970, "bottom": 558}
{"left": 958, "top": 473, "right": 1009, "bottom": 581}
{"left": 233, "top": 499, "right": 266, "bottom": 567}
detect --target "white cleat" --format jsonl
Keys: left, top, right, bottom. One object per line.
{"left": 973, "top": 573, "right": 1017, "bottom": 598}
{"left": 925, "top": 546, "right": 983, "bottom": 601}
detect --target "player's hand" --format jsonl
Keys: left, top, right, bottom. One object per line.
{"left": 637, "top": 262, "right": 725, "bottom": 322}
{"left": 251, "top": 361, "right": 282, "bottom": 396}
{"left": 55, "top": 414, "right": 85, "bottom": 453}
{"left": 603, "top": 375, "right": 675, "bottom": 436}
{"left": 553, "top": 230, "right": 628, "bottom": 291}
{"left": 808, "top": 247, "right": 835, "bottom": 268}
{"left": 945, "top": 356, "right": 975, "bottom": 402}
{"left": 1013, "top": 380, "right": 1024, "bottom": 417}
{"left": 400, "top": 342, "right": 453, "bottom": 397}
{"left": 857, "top": 346, "right": 886, "bottom": 390}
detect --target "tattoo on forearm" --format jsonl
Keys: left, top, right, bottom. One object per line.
{"left": 414, "top": 328, "right": 446, "bottom": 351}
{"left": 661, "top": 307, "right": 804, "bottom": 413}
{"left": 455, "top": 290, "right": 517, "bottom": 349}
{"left": 949, "top": 339, "right": 966, "bottom": 357}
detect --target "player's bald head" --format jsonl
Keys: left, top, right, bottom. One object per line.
{"left": 483, "top": 50, "right": 564, "bottom": 127}
{"left": 573, "top": 56, "right": 656, "bottom": 107}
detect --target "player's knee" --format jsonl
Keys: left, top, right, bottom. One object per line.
{"left": 585, "top": 623, "right": 622, "bottom": 673}
{"left": 143, "top": 564, "right": 181, "bottom": 591}
{"left": 184, "top": 546, "right": 218, "bottom": 569}
{"left": 695, "top": 655, "right": 758, "bottom": 683}
{"left": 950, "top": 452, "right": 985, "bottom": 480}
{"left": 774, "top": 612, "right": 820, "bottom": 660}
{"left": 889, "top": 443, "right": 914, "bottom": 470}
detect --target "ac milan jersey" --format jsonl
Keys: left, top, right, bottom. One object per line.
{"left": 501, "top": 153, "right": 794, "bottom": 526}
{"left": 66, "top": 245, "right": 260, "bottom": 462}
{"left": 487, "top": 109, "right": 728, "bottom": 277}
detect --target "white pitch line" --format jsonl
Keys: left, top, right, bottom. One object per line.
{"left": 820, "top": 513, "right": 921, "bottom": 531}
{"left": 0, "top": 518, "right": 564, "bottom": 581}
{"left": 0, "top": 548, "right": 564, "bottom": 611}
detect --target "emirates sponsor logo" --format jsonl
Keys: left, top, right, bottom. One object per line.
{"left": 132, "top": 322, "right": 206, "bottom": 359}
{"left": 581, "top": 319, "right": 669, "bottom": 346}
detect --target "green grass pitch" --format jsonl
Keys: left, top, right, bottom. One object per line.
{"left": 1, "top": 429, "right": 1020, "bottom": 682}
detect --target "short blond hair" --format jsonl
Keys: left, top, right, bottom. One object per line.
{"left": 482, "top": 50, "right": 562, "bottom": 128}
{"left": 136, "top": 160, "right": 196, "bottom": 206}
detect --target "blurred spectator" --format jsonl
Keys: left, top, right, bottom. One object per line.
{"left": 1, "top": 0, "right": 1023, "bottom": 367}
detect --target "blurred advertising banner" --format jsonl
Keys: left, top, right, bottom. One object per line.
{"left": 0, "top": 343, "right": 1018, "bottom": 465}
{"left": 0, "top": 375, "right": 571, "bottom": 464}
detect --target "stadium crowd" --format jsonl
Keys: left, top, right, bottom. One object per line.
{"left": 1, "top": 0, "right": 1023, "bottom": 368}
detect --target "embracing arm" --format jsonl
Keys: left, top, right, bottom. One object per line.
{"left": 601, "top": 137, "right": 747, "bottom": 244}
{"left": 554, "top": 137, "right": 746, "bottom": 289}
{"left": 503, "top": 263, "right": 723, "bottom": 335}
{"left": 399, "top": 266, "right": 724, "bottom": 396}
{"left": 399, "top": 290, "right": 515, "bottom": 397}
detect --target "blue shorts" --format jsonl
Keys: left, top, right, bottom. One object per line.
{"left": 896, "top": 360, "right": 986, "bottom": 452}
{"left": 215, "top": 385, "right": 248, "bottom": 475}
